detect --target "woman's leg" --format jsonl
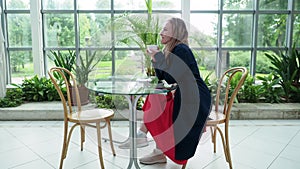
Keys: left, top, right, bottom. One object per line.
{"left": 138, "top": 122, "right": 148, "bottom": 134}
{"left": 118, "top": 122, "right": 149, "bottom": 149}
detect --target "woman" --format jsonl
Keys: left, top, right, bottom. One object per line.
{"left": 120, "top": 17, "right": 212, "bottom": 165}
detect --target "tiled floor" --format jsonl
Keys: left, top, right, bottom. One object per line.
{"left": 0, "top": 120, "right": 300, "bottom": 169}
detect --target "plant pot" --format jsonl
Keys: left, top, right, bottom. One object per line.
{"left": 70, "top": 85, "right": 90, "bottom": 106}
{"left": 146, "top": 67, "right": 156, "bottom": 77}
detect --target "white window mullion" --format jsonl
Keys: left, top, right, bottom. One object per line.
{"left": 181, "top": 0, "right": 190, "bottom": 31}
{"left": 30, "top": 0, "right": 44, "bottom": 77}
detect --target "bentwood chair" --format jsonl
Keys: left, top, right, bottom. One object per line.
{"left": 206, "top": 67, "right": 248, "bottom": 169}
{"left": 48, "top": 67, "right": 116, "bottom": 169}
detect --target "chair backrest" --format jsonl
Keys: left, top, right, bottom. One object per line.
{"left": 48, "top": 67, "right": 82, "bottom": 119}
{"left": 214, "top": 67, "right": 248, "bottom": 121}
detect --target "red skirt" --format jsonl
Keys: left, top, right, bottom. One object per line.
{"left": 142, "top": 93, "right": 187, "bottom": 165}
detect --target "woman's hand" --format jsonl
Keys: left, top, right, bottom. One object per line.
{"left": 147, "top": 46, "right": 160, "bottom": 62}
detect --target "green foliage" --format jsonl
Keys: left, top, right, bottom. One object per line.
{"left": 75, "top": 50, "right": 109, "bottom": 86}
{"left": 48, "top": 50, "right": 76, "bottom": 83}
{"left": 256, "top": 53, "right": 273, "bottom": 74}
{"left": 95, "top": 95, "right": 127, "bottom": 110}
{"left": 264, "top": 45, "right": 300, "bottom": 102}
{"left": 230, "top": 52, "right": 250, "bottom": 68}
{"left": 228, "top": 71, "right": 244, "bottom": 103}
{"left": 256, "top": 73, "right": 282, "bottom": 103}
{"left": 116, "top": 0, "right": 161, "bottom": 76}
{"left": 17, "top": 75, "right": 62, "bottom": 102}
{"left": 0, "top": 88, "right": 24, "bottom": 107}
{"left": 236, "top": 75, "right": 261, "bottom": 103}
{"left": 203, "top": 71, "right": 217, "bottom": 95}
{"left": 95, "top": 94, "right": 144, "bottom": 110}
{"left": 118, "top": 14, "right": 161, "bottom": 74}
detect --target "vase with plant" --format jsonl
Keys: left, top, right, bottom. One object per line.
{"left": 48, "top": 49, "right": 103, "bottom": 105}
{"left": 117, "top": 0, "right": 161, "bottom": 77}
{"left": 74, "top": 48, "right": 107, "bottom": 105}
{"left": 48, "top": 50, "right": 76, "bottom": 83}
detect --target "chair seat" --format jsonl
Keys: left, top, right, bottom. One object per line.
{"left": 68, "top": 108, "right": 114, "bottom": 123}
{"left": 206, "top": 110, "right": 226, "bottom": 126}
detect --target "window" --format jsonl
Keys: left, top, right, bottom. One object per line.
{"left": 1, "top": 0, "right": 300, "bottom": 84}
{"left": 5, "top": 0, "right": 32, "bottom": 84}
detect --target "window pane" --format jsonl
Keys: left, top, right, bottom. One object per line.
{"left": 43, "top": 0, "right": 74, "bottom": 10}
{"left": 114, "top": 0, "right": 148, "bottom": 10}
{"left": 44, "top": 14, "right": 75, "bottom": 47}
{"left": 190, "top": 0, "right": 219, "bottom": 10}
{"left": 256, "top": 51, "right": 273, "bottom": 75}
{"left": 76, "top": 49, "right": 112, "bottom": 81}
{"left": 190, "top": 14, "right": 218, "bottom": 47}
{"left": 152, "top": 0, "right": 181, "bottom": 10}
{"left": 223, "top": 14, "right": 253, "bottom": 47}
{"left": 10, "top": 51, "right": 33, "bottom": 84}
{"left": 114, "top": 0, "right": 181, "bottom": 10}
{"left": 192, "top": 50, "right": 217, "bottom": 73}
{"left": 78, "top": 0, "right": 111, "bottom": 10}
{"left": 224, "top": 0, "right": 253, "bottom": 10}
{"left": 294, "top": 14, "right": 300, "bottom": 47}
{"left": 114, "top": 50, "right": 144, "bottom": 76}
{"left": 259, "top": 0, "right": 288, "bottom": 10}
{"left": 79, "top": 14, "right": 112, "bottom": 48}
{"left": 114, "top": 13, "right": 148, "bottom": 48}
{"left": 257, "top": 14, "right": 287, "bottom": 47}
{"left": 89, "top": 50, "right": 113, "bottom": 79}
{"left": 7, "top": 14, "right": 31, "bottom": 47}
{"left": 6, "top": 0, "right": 30, "bottom": 10}
{"left": 114, "top": 13, "right": 179, "bottom": 48}
{"left": 296, "top": 0, "right": 300, "bottom": 10}
{"left": 228, "top": 50, "right": 251, "bottom": 70}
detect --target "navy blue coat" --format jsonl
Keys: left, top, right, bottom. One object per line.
{"left": 152, "top": 43, "right": 212, "bottom": 160}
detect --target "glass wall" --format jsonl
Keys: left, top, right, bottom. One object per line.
{"left": 3, "top": 0, "right": 31, "bottom": 84}
{"left": 0, "top": 0, "right": 299, "bottom": 84}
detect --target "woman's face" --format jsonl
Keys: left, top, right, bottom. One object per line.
{"left": 160, "top": 21, "right": 173, "bottom": 44}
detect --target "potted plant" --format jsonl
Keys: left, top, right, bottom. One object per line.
{"left": 74, "top": 49, "right": 107, "bottom": 105}
{"left": 48, "top": 50, "right": 76, "bottom": 83}
{"left": 117, "top": 0, "right": 162, "bottom": 76}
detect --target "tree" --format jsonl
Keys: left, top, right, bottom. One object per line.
{"left": 8, "top": 0, "right": 31, "bottom": 73}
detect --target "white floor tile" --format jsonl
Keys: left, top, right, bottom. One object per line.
{"left": 0, "top": 120, "right": 300, "bottom": 169}
{"left": 0, "top": 147, "right": 40, "bottom": 168}
{"left": 11, "top": 159, "right": 55, "bottom": 169}
{"left": 268, "top": 157, "right": 300, "bottom": 169}
{"left": 279, "top": 144, "right": 300, "bottom": 162}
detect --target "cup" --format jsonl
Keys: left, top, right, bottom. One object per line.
{"left": 147, "top": 45, "right": 158, "bottom": 53}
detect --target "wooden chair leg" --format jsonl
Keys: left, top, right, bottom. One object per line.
{"left": 59, "top": 136, "right": 67, "bottom": 169}
{"left": 213, "top": 126, "right": 217, "bottom": 153}
{"left": 224, "top": 124, "right": 233, "bottom": 169}
{"left": 217, "top": 126, "right": 233, "bottom": 169}
{"left": 181, "top": 163, "right": 187, "bottom": 169}
{"left": 96, "top": 123, "right": 105, "bottom": 169}
{"left": 106, "top": 119, "right": 116, "bottom": 156}
{"left": 59, "top": 123, "right": 69, "bottom": 169}
{"left": 226, "top": 145, "right": 233, "bottom": 169}
{"left": 80, "top": 125, "right": 86, "bottom": 151}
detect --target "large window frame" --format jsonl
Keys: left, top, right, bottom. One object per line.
{"left": 0, "top": 0, "right": 299, "bottom": 84}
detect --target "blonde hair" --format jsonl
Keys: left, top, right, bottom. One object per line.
{"left": 163, "top": 17, "right": 189, "bottom": 59}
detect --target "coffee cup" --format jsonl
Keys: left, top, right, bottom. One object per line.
{"left": 147, "top": 45, "right": 158, "bottom": 53}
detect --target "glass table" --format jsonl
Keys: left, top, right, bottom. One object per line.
{"left": 88, "top": 78, "right": 169, "bottom": 169}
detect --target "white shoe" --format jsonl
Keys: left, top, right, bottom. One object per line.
{"left": 118, "top": 136, "right": 148, "bottom": 149}
{"left": 139, "top": 149, "right": 167, "bottom": 165}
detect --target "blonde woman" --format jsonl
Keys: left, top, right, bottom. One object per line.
{"left": 121, "top": 17, "right": 211, "bottom": 165}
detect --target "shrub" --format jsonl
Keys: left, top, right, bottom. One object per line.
{"left": 256, "top": 73, "right": 283, "bottom": 103}
{"left": 0, "top": 88, "right": 24, "bottom": 107}
{"left": 13, "top": 75, "right": 62, "bottom": 102}
{"left": 95, "top": 94, "right": 144, "bottom": 110}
